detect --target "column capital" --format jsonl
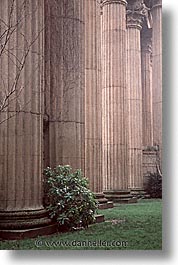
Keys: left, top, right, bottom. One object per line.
{"left": 126, "top": 0, "right": 150, "bottom": 30}
{"left": 126, "top": 12, "right": 144, "bottom": 30}
{"left": 151, "top": 0, "right": 162, "bottom": 9}
{"left": 101, "top": 0, "right": 127, "bottom": 8}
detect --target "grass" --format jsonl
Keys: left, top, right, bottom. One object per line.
{"left": 0, "top": 199, "right": 162, "bottom": 250}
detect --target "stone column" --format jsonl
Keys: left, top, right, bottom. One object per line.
{"left": 141, "top": 28, "right": 153, "bottom": 147}
{"left": 151, "top": 0, "right": 162, "bottom": 159}
{"left": 45, "top": 0, "right": 85, "bottom": 172}
{"left": 126, "top": 0, "right": 147, "bottom": 190}
{"left": 101, "top": 0, "right": 128, "bottom": 191}
{"left": 84, "top": 0, "right": 102, "bottom": 193}
{"left": 0, "top": 0, "right": 53, "bottom": 238}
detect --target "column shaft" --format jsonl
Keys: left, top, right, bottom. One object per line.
{"left": 151, "top": 0, "right": 162, "bottom": 154}
{"left": 84, "top": 0, "right": 102, "bottom": 192}
{"left": 141, "top": 29, "right": 153, "bottom": 147}
{"left": 101, "top": 0, "right": 128, "bottom": 191}
{"left": 45, "top": 0, "right": 85, "bottom": 171}
{"left": 0, "top": 0, "right": 52, "bottom": 233}
{"left": 0, "top": 0, "right": 44, "bottom": 211}
{"left": 126, "top": 2, "right": 145, "bottom": 189}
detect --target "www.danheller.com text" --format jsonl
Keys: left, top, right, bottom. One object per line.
{"left": 35, "top": 239, "right": 128, "bottom": 248}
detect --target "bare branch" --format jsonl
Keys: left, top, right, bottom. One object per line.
{"left": 0, "top": 1, "right": 44, "bottom": 122}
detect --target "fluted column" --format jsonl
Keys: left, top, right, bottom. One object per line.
{"left": 141, "top": 28, "right": 153, "bottom": 147}
{"left": 45, "top": 0, "right": 85, "bottom": 172}
{"left": 126, "top": 0, "right": 146, "bottom": 189}
{"left": 84, "top": 0, "right": 102, "bottom": 192}
{"left": 151, "top": 0, "right": 162, "bottom": 158}
{"left": 101, "top": 0, "right": 128, "bottom": 191}
{"left": 0, "top": 0, "right": 52, "bottom": 234}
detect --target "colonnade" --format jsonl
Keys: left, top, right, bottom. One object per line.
{"left": 0, "top": 0, "right": 162, "bottom": 237}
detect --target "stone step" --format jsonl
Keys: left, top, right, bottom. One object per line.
{"left": 94, "top": 193, "right": 105, "bottom": 199}
{"left": 131, "top": 187, "right": 145, "bottom": 191}
{"left": 103, "top": 190, "right": 137, "bottom": 203}
{"left": 0, "top": 224, "right": 58, "bottom": 240}
{"left": 113, "top": 197, "right": 137, "bottom": 204}
{"left": 131, "top": 191, "right": 146, "bottom": 195}
{"left": 97, "top": 198, "right": 108, "bottom": 204}
{"left": 98, "top": 201, "right": 114, "bottom": 209}
{"left": 104, "top": 194, "right": 133, "bottom": 199}
{"left": 103, "top": 190, "right": 131, "bottom": 195}
{"left": 94, "top": 192, "right": 114, "bottom": 209}
{"left": 130, "top": 189, "right": 148, "bottom": 198}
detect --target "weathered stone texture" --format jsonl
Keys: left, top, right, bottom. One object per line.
{"left": 101, "top": 0, "right": 128, "bottom": 191}
{"left": 44, "top": 0, "right": 85, "bottom": 171}
{"left": 143, "top": 150, "right": 157, "bottom": 175}
{"left": 151, "top": 0, "right": 162, "bottom": 153}
{"left": 141, "top": 28, "right": 153, "bottom": 147}
{"left": 126, "top": 0, "right": 145, "bottom": 189}
{"left": 0, "top": 0, "right": 44, "bottom": 211}
{"left": 0, "top": 0, "right": 162, "bottom": 237}
{"left": 84, "top": 0, "right": 102, "bottom": 192}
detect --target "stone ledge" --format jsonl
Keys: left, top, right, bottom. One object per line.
{"left": 0, "top": 209, "right": 52, "bottom": 230}
{"left": 97, "top": 198, "right": 109, "bottom": 204}
{"left": 95, "top": 193, "right": 114, "bottom": 209}
{"left": 112, "top": 198, "right": 137, "bottom": 204}
{"left": 103, "top": 190, "right": 137, "bottom": 204}
{"left": 98, "top": 201, "right": 113, "bottom": 209}
{"left": 103, "top": 190, "right": 131, "bottom": 195}
{"left": 0, "top": 224, "right": 58, "bottom": 240}
{"left": 130, "top": 188, "right": 146, "bottom": 198}
{"left": 95, "top": 214, "right": 105, "bottom": 223}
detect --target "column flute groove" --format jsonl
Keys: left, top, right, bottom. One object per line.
{"left": 151, "top": 0, "right": 162, "bottom": 164}
{"left": 84, "top": 0, "right": 102, "bottom": 193}
{"left": 45, "top": 0, "right": 85, "bottom": 172}
{"left": 141, "top": 28, "right": 153, "bottom": 147}
{"left": 0, "top": 0, "right": 54, "bottom": 237}
{"left": 101, "top": 0, "right": 128, "bottom": 192}
{"left": 126, "top": 0, "right": 149, "bottom": 190}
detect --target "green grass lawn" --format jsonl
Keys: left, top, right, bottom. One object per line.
{"left": 0, "top": 199, "right": 162, "bottom": 250}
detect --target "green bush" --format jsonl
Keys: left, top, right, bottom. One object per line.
{"left": 144, "top": 173, "right": 162, "bottom": 198}
{"left": 44, "top": 165, "right": 98, "bottom": 230}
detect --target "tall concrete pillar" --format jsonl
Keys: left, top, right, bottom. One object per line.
{"left": 151, "top": 0, "right": 162, "bottom": 161}
{"left": 101, "top": 0, "right": 128, "bottom": 191}
{"left": 84, "top": 0, "right": 102, "bottom": 193}
{"left": 141, "top": 28, "right": 153, "bottom": 147}
{"left": 45, "top": 0, "right": 85, "bottom": 172}
{"left": 0, "top": 0, "right": 53, "bottom": 239}
{"left": 126, "top": 0, "right": 147, "bottom": 190}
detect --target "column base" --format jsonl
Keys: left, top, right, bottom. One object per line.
{"left": 103, "top": 190, "right": 137, "bottom": 204}
{"left": 94, "top": 193, "right": 114, "bottom": 209}
{"left": 0, "top": 208, "right": 57, "bottom": 240}
{"left": 130, "top": 188, "right": 148, "bottom": 198}
{"left": 0, "top": 224, "right": 58, "bottom": 240}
